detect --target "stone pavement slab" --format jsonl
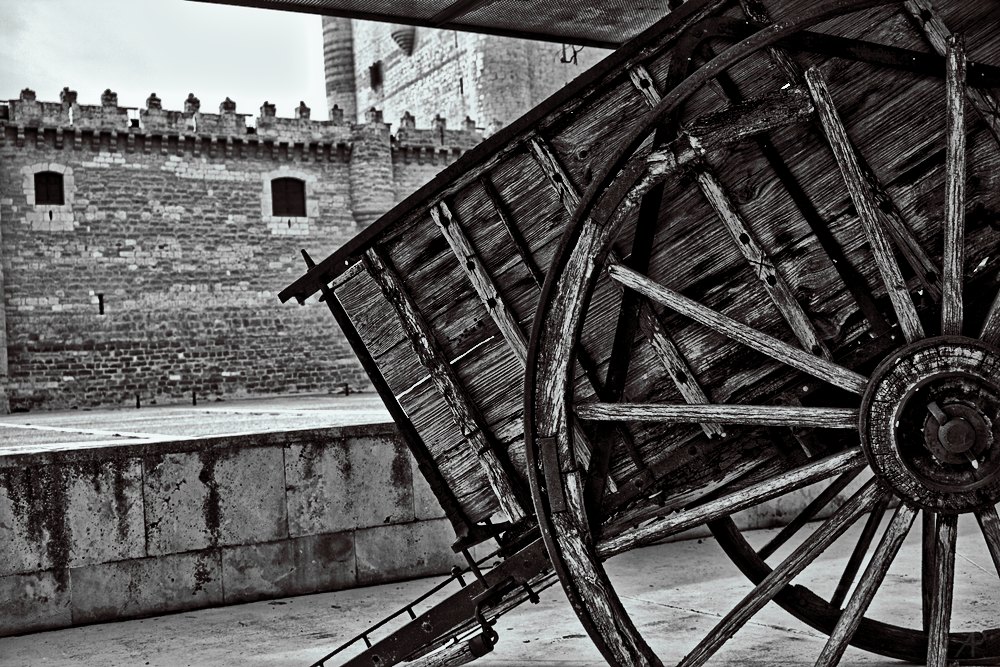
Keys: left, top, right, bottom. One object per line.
{"left": 0, "top": 394, "right": 390, "bottom": 455}
{"left": 2, "top": 512, "right": 997, "bottom": 666}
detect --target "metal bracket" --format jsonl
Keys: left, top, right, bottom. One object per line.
{"left": 539, "top": 436, "right": 567, "bottom": 513}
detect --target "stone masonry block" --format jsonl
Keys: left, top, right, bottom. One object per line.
{"left": 64, "top": 458, "right": 145, "bottom": 568}
{"left": 355, "top": 518, "right": 464, "bottom": 585}
{"left": 409, "top": 451, "right": 446, "bottom": 522}
{"left": 0, "top": 570, "right": 72, "bottom": 636}
{"left": 70, "top": 550, "right": 223, "bottom": 625}
{"left": 143, "top": 451, "right": 214, "bottom": 556}
{"left": 350, "top": 435, "right": 413, "bottom": 528}
{"left": 286, "top": 434, "right": 413, "bottom": 538}
{"left": 213, "top": 446, "right": 288, "bottom": 546}
{"left": 0, "top": 465, "right": 65, "bottom": 576}
{"left": 221, "top": 531, "right": 355, "bottom": 604}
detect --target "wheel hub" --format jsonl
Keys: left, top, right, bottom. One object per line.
{"left": 860, "top": 336, "right": 1000, "bottom": 512}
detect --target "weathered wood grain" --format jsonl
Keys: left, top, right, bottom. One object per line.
{"left": 633, "top": 292, "right": 726, "bottom": 439}
{"left": 598, "top": 448, "right": 866, "bottom": 557}
{"left": 696, "top": 168, "right": 831, "bottom": 358}
{"left": 921, "top": 509, "right": 935, "bottom": 631}
{"left": 927, "top": 512, "right": 958, "bottom": 667}
{"left": 336, "top": 267, "right": 498, "bottom": 521}
{"left": 432, "top": 202, "right": 530, "bottom": 366}
{"left": 904, "top": 0, "right": 1000, "bottom": 147}
{"left": 624, "top": 65, "right": 830, "bottom": 441}
{"left": 575, "top": 403, "right": 857, "bottom": 429}
{"left": 805, "top": 66, "right": 925, "bottom": 344}
{"left": 607, "top": 263, "right": 868, "bottom": 394}
{"left": 677, "top": 479, "right": 886, "bottom": 667}
{"left": 741, "top": 0, "right": 942, "bottom": 304}
{"left": 814, "top": 502, "right": 917, "bottom": 667}
{"left": 527, "top": 136, "right": 582, "bottom": 211}
{"left": 552, "top": 470, "right": 663, "bottom": 667}
{"left": 942, "top": 34, "right": 966, "bottom": 336}
{"left": 362, "top": 247, "right": 527, "bottom": 522}
{"left": 975, "top": 505, "right": 1000, "bottom": 577}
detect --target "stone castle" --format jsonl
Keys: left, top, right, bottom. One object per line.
{"left": 0, "top": 20, "right": 606, "bottom": 412}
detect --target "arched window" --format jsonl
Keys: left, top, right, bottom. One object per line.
{"left": 34, "top": 171, "right": 65, "bottom": 206}
{"left": 271, "top": 177, "right": 306, "bottom": 217}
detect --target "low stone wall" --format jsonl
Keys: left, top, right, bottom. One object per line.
{"left": 0, "top": 423, "right": 465, "bottom": 637}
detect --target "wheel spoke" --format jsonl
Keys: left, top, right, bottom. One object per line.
{"left": 975, "top": 504, "right": 1000, "bottom": 578}
{"left": 927, "top": 513, "right": 959, "bottom": 667}
{"left": 981, "top": 292, "right": 1000, "bottom": 346}
{"left": 815, "top": 503, "right": 917, "bottom": 667}
{"left": 607, "top": 263, "right": 868, "bottom": 394}
{"left": 575, "top": 403, "right": 857, "bottom": 429}
{"left": 804, "top": 67, "right": 925, "bottom": 343}
{"left": 922, "top": 510, "right": 936, "bottom": 632}
{"left": 598, "top": 448, "right": 867, "bottom": 558}
{"left": 829, "top": 493, "right": 893, "bottom": 609}
{"left": 942, "top": 35, "right": 967, "bottom": 335}
{"left": 758, "top": 469, "right": 862, "bottom": 560}
{"left": 678, "top": 479, "right": 887, "bottom": 667}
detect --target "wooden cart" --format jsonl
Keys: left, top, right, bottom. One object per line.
{"left": 280, "top": 0, "right": 1000, "bottom": 664}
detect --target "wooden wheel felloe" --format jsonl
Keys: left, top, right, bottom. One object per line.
{"left": 524, "top": 0, "right": 1000, "bottom": 664}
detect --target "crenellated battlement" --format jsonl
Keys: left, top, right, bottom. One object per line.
{"left": 0, "top": 89, "right": 483, "bottom": 157}
{"left": 391, "top": 110, "right": 482, "bottom": 165}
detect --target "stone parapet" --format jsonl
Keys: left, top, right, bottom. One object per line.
{"left": 0, "top": 423, "right": 468, "bottom": 637}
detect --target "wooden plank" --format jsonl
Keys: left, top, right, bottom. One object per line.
{"left": 805, "top": 66, "right": 925, "bottom": 343}
{"left": 904, "top": 0, "right": 1000, "bottom": 147}
{"left": 980, "top": 291, "right": 1000, "bottom": 346}
{"left": 927, "top": 512, "right": 958, "bottom": 667}
{"left": 598, "top": 448, "right": 867, "bottom": 557}
{"left": 431, "top": 202, "right": 529, "bottom": 365}
{"left": 432, "top": 200, "right": 599, "bottom": 475}
{"left": 607, "top": 263, "right": 869, "bottom": 395}
{"left": 696, "top": 168, "right": 831, "bottom": 358}
{"left": 575, "top": 403, "right": 857, "bottom": 429}
{"left": 526, "top": 136, "right": 581, "bottom": 211}
{"left": 634, "top": 294, "right": 726, "bottom": 439}
{"left": 739, "top": 0, "right": 941, "bottom": 304}
{"left": 677, "top": 479, "right": 886, "bottom": 667}
{"left": 480, "top": 175, "right": 545, "bottom": 288}
{"left": 815, "top": 503, "right": 917, "bottom": 667}
{"left": 942, "top": 34, "right": 967, "bottom": 336}
{"left": 361, "top": 247, "right": 527, "bottom": 523}
{"left": 628, "top": 63, "right": 831, "bottom": 362}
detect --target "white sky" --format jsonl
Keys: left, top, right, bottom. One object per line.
{"left": 0, "top": 0, "right": 329, "bottom": 120}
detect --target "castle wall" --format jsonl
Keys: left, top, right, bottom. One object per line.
{"left": 0, "top": 90, "right": 481, "bottom": 412}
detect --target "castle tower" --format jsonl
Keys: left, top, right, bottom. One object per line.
{"left": 323, "top": 19, "right": 610, "bottom": 135}
{"left": 322, "top": 16, "right": 358, "bottom": 122}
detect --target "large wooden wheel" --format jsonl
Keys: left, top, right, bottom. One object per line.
{"left": 524, "top": 0, "right": 1000, "bottom": 664}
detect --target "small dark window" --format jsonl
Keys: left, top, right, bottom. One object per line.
{"left": 369, "top": 61, "right": 384, "bottom": 90}
{"left": 34, "top": 171, "right": 64, "bottom": 206}
{"left": 271, "top": 177, "right": 306, "bottom": 217}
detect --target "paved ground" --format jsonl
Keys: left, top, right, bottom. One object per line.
{"left": 0, "top": 394, "right": 391, "bottom": 456}
{"left": 2, "top": 511, "right": 997, "bottom": 666}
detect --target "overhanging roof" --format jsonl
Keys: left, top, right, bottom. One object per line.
{"left": 188, "top": 0, "right": 677, "bottom": 48}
